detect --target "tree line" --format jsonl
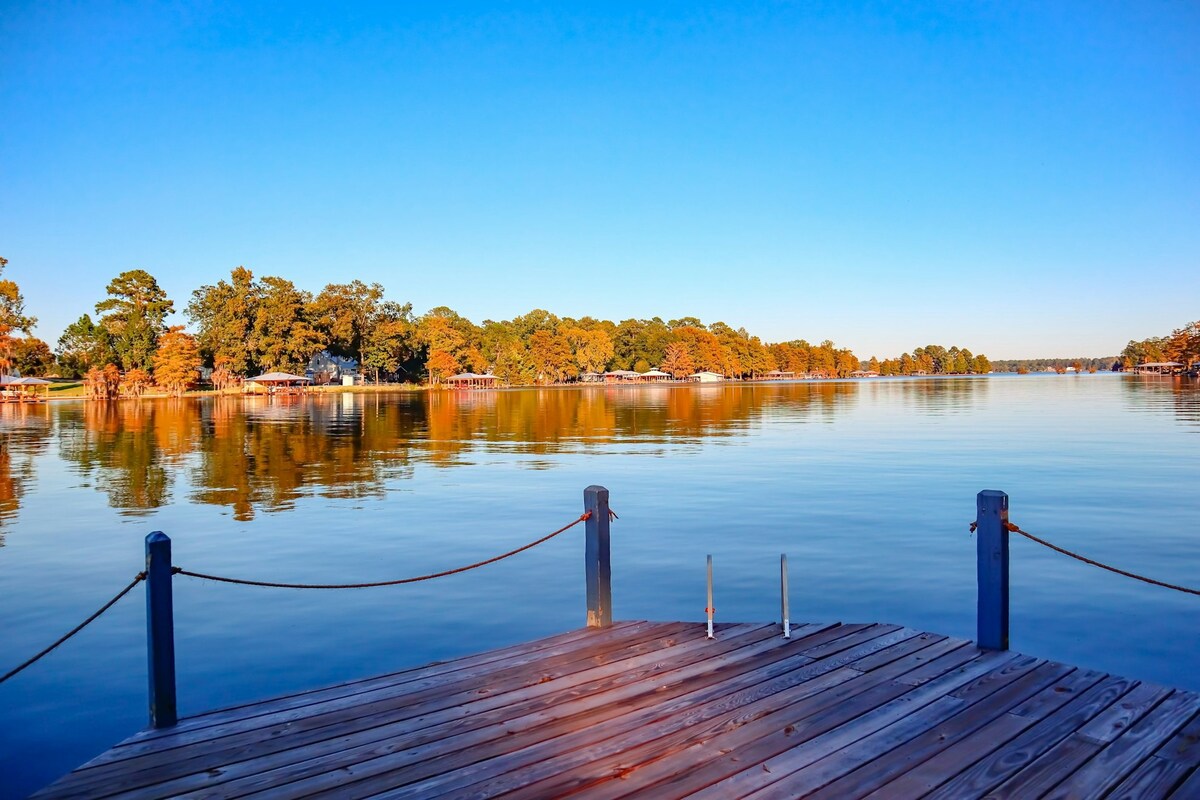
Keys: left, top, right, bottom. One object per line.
{"left": 1120, "top": 319, "right": 1200, "bottom": 369}
{"left": 1, "top": 261, "right": 1000, "bottom": 392}
{"left": 989, "top": 357, "right": 1116, "bottom": 374}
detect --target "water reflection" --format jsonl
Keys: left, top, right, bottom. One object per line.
{"left": 0, "top": 405, "right": 51, "bottom": 541}
{"left": 191, "top": 396, "right": 420, "bottom": 520}
{"left": 880, "top": 374, "right": 990, "bottom": 415}
{"left": 1121, "top": 376, "right": 1200, "bottom": 430}
{"left": 2, "top": 379, "right": 998, "bottom": 524}
{"left": 57, "top": 401, "right": 200, "bottom": 515}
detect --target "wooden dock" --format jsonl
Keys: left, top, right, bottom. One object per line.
{"left": 33, "top": 619, "right": 1200, "bottom": 799}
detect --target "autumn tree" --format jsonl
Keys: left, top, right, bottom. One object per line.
{"left": 565, "top": 327, "right": 614, "bottom": 374}
{"left": 1165, "top": 320, "right": 1200, "bottom": 367}
{"left": 0, "top": 257, "right": 37, "bottom": 374}
{"left": 1121, "top": 337, "right": 1167, "bottom": 369}
{"left": 94, "top": 270, "right": 174, "bottom": 371}
{"left": 672, "top": 326, "right": 724, "bottom": 374}
{"left": 419, "top": 309, "right": 485, "bottom": 380}
{"left": 121, "top": 368, "right": 153, "bottom": 397}
{"left": 186, "top": 266, "right": 258, "bottom": 375}
{"left": 479, "top": 320, "right": 532, "bottom": 384}
{"left": 210, "top": 357, "right": 242, "bottom": 392}
{"left": 660, "top": 342, "right": 695, "bottom": 377}
{"left": 425, "top": 349, "right": 460, "bottom": 383}
{"left": 10, "top": 337, "right": 55, "bottom": 376}
{"left": 153, "top": 326, "right": 203, "bottom": 396}
{"left": 85, "top": 364, "right": 121, "bottom": 399}
{"left": 313, "top": 280, "right": 390, "bottom": 370}
{"left": 612, "top": 318, "right": 672, "bottom": 371}
{"left": 249, "top": 277, "right": 326, "bottom": 373}
{"left": 527, "top": 330, "right": 575, "bottom": 383}
{"left": 361, "top": 302, "right": 418, "bottom": 382}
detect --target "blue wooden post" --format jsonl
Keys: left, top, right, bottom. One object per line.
{"left": 145, "top": 531, "right": 177, "bottom": 728}
{"left": 584, "top": 485, "right": 612, "bottom": 628}
{"left": 976, "top": 490, "right": 1010, "bottom": 651}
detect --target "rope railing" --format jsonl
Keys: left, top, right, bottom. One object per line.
{"left": 0, "top": 508, "right": 615, "bottom": 686}
{"left": 174, "top": 509, "right": 613, "bottom": 589}
{"left": 970, "top": 519, "right": 1200, "bottom": 596}
{"left": 0, "top": 572, "right": 146, "bottom": 685}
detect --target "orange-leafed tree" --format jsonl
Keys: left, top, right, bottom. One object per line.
{"left": 426, "top": 349, "right": 461, "bottom": 384}
{"left": 85, "top": 364, "right": 122, "bottom": 399}
{"left": 527, "top": 330, "right": 575, "bottom": 384}
{"left": 153, "top": 326, "right": 202, "bottom": 396}
{"left": 210, "top": 356, "right": 242, "bottom": 392}
{"left": 660, "top": 342, "right": 695, "bottom": 378}
{"left": 121, "top": 368, "right": 153, "bottom": 397}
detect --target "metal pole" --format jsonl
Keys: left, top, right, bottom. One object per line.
{"left": 584, "top": 486, "right": 612, "bottom": 628}
{"left": 781, "top": 553, "right": 790, "bottom": 639}
{"left": 145, "top": 531, "right": 177, "bottom": 728}
{"left": 976, "top": 490, "right": 1010, "bottom": 650}
{"left": 706, "top": 554, "right": 715, "bottom": 639}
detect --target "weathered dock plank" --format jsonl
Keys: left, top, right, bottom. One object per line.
{"left": 32, "top": 621, "right": 1200, "bottom": 800}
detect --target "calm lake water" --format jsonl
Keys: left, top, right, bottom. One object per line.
{"left": 1, "top": 374, "right": 1198, "bottom": 797}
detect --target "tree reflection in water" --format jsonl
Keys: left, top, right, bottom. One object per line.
{"left": 0, "top": 380, "right": 1002, "bottom": 526}
{"left": 0, "top": 404, "right": 52, "bottom": 541}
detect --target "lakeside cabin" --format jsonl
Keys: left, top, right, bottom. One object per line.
{"left": 760, "top": 369, "right": 796, "bottom": 381}
{"left": 0, "top": 375, "right": 51, "bottom": 402}
{"left": 443, "top": 372, "right": 500, "bottom": 389}
{"left": 244, "top": 372, "right": 311, "bottom": 396}
{"left": 688, "top": 371, "right": 725, "bottom": 383}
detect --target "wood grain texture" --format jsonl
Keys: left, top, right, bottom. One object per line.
{"left": 30, "top": 621, "right": 1199, "bottom": 800}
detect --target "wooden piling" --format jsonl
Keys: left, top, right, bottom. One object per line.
{"left": 584, "top": 486, "right": 612, "bottom": 628}
{"left": 145, "top": 532, "right": 177, "bottom": 728}
{"left": 976, "top": 490, "right": 1010, "bottom": 650}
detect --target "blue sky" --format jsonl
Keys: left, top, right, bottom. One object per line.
{"left": 2, "top": 1, "right": 1197, "bottom": 359}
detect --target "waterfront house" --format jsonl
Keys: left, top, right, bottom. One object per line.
{"left": 688, "top": 371, "right": 724, "bottom": 383}
{"left": 307, "top": 351, "right": 360, "bottom": 385}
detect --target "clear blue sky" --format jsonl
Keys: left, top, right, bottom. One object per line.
{"left": 2, "top": 1, "right": 1197, "bottom": 359}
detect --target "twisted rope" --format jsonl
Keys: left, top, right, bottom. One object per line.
{"left": 1, "top": 572, "right": 146, "bottom": 685}
{"left": 175, "top": 510, "right": 609, "bottom": 589}
{"left": 971, "top": 520, "right": 1200, "bottom": 596}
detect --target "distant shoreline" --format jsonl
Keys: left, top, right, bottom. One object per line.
{"left": 16, "top": 370, "right": 1147, "bottom": 405}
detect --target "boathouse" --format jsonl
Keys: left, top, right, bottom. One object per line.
{"left": 443, "top": 372, "right": 500, "bottom": 389}
{"left": 244, "top": 372, "right": 311, "bottom": 395}
{"left": 689, "top": 370, "right": 725, "bottom": 383}
{"left": 1133, "top": 362, "right": 1184, "bottom": 375}
{"left": 0, "top": 375, "right": 51, "bottom": 402}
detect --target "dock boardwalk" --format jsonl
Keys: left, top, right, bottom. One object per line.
{"left": 33, "top": 621, "right": 1200, "bottom": 799}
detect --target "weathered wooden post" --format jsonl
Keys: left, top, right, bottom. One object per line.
{"left": 145, "top": 531, "right": 177, "bottom": 728}
{"left": 976, "top": 490, "right": 1010, "bottom": 651}
{"left": 584, "top": 485, "right": 612, "bottom": 628}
